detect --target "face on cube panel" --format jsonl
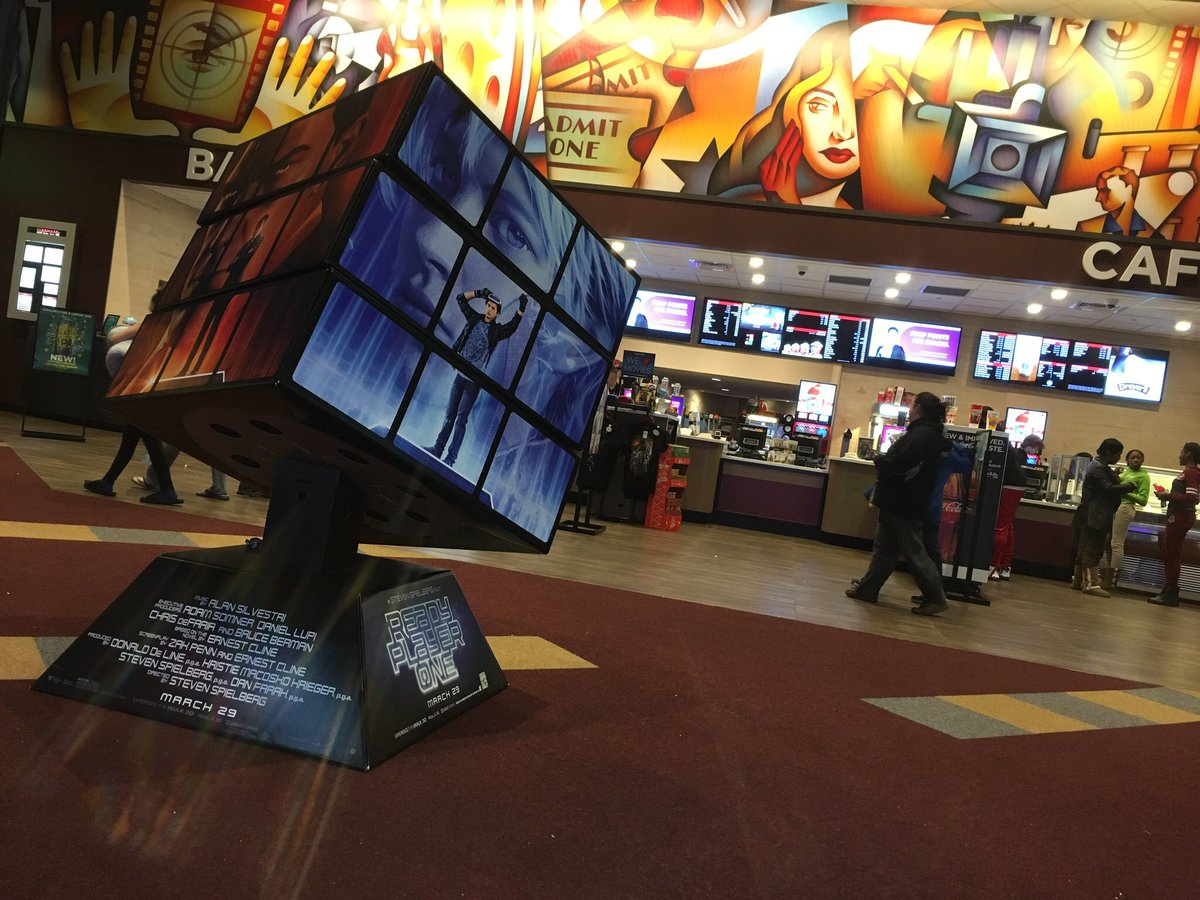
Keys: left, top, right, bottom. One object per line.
{"left": 403, "top": 82, "right": 508, "bottom": 227}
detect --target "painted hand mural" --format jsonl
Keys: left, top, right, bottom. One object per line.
{"left": 7, "top": 2, "right": 1200, "bottom": 244}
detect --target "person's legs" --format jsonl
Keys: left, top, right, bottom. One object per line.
{"left": 922, "top": 514, "right": 942, "bottom": 570}
{"left": 198, "top": 468, "right": 230, "bottom": 500}
{"left": 103, "top": 427, "right": 142, "bottom": 482}
{"left": 1149, "top": 513, "right": 1193, "bottom": 607}
{"left": 445, "top": 380, "right": 480, "bottom": 465}
{"left": 85, "top": 427, "right": 141, "bottom": 496}
{"left": 891, "top": 515, "right": 948, "bottom": 611}
{"left": 1069, "top": 515, "right": 1085, "bottom": 589}
{"left": 1080, "top": 526, "right": 1109, "bottom": 596}
{"left": 431, "top": 377, "right": 469, "bottom": 457}
{"left": 991, "top": 486, "right": 1022, "bottom": 577}
{"left": 140, "top": 436, "right": 182, "bottom": 504}
{"left": 1109, "top": 502, "right": 1137, "bottom": 580}
{"left": 851, "top": 514, "right": 902, "bottom": 599}
{"left": 141, "top": 444, "right": 181, "bottom": 491}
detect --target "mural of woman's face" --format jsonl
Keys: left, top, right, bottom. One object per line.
{"left": 798, "top": 64, "right": 858, "bottom": 183}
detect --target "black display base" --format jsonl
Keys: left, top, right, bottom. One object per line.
{"left": 946, "top": 578, "right": 991, "bottom": 606}
{"left": 21, "top": 412, "right": 86, "bottom": 442}
{"left": 33, "top": 545, "right": 507, "bottom": 770}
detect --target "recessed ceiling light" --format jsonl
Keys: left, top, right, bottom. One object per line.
{"left": 1050, "top": 288, "right": 1068, "bottom": 300}
{"left": 884, "top": 287, "right": 899, "bottom": 299}
{"left": 711, "top": 377, "right": 721, "bottom": 382}
{"left": 1027, "top": 303, "right": 1043, "bottom": 314}
{"left": 749, "top": 256, "right": 764, "bottom": 268}
{"left": 720, "top": 387, "right": 730, "bottom": 392}
{"left": 751, "top": 273, "right": 765, "bottom": 285}
{"left": 610, "top": 240, "right": 625, "bottom": 252}
{"left": 625, "top": 258, "right": 636, "bottom": 269}
{"left": 1176, "top": 320, "right": 1192, "bottom": 332}
{"left": 894, "top": 272, "right": 911, "bottom": 284}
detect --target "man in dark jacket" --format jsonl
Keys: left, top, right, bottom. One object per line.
{"left": 846, "top": 392, "right": 949, "bottom": 616}
{"left": 1073, "top": 437, "right": 1135, "bottom": 597}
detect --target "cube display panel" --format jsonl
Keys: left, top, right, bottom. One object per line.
{"left": 104, "top": 64, "right": 638, "bottom": 554}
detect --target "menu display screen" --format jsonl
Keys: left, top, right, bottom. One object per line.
{"left": 973, "top": 332, "right": 1168, "bottom": 402}
{"left": 738, "top": 303, "right": 785, "bottom": 353}
{"left": 865, "top": 317, "right": 962, "bottom": 375}
{"left": 698, "top": 298, "right": 785, "bottom": 352}
{"left": 699, "top": 297, "right": 742, "bottom": 348}
{"left": 1065, "top": 340, "right": 1112, "bottom": 394}
{"left": 781, "top": 309, "right": 871, "bottom": 363}
{"left": 1103, "top": 345, "right": 1168, "bottom": 402}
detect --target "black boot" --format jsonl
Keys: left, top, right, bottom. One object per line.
{"left": 1148, "top": 586, "right": 1180, "bottom": 607}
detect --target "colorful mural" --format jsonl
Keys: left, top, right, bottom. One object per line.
{"left": 5, "top": 2, "right": 1199, "bottom": 242}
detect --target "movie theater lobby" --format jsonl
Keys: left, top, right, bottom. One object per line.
{"left": 5, "top": 0, "right": 1200, "bottom": 897}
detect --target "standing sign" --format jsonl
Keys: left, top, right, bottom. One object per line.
{"left": 937, "top": 426, "right": 1008, "bottom": 601}
{"left": 32, "top": 308, "right": 93, "bottom": 375}
{"left": 35, "top": 548, "right": 507, "bottom": 769}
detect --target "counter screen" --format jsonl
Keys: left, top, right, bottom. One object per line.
{"left": 797, "top": 380, "right": 836, "bottom": 425}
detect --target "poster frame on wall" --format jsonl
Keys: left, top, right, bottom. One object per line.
{"left": 22, "top": 307, "right": 96, "bottom": 442}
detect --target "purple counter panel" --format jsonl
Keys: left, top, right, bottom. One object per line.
{"left": 715, "top": 460, "right": 825, "bottom": 527}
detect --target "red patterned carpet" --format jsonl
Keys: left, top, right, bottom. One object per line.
{"left": 1, "top": 445, "right": 1198, "bottom": 897}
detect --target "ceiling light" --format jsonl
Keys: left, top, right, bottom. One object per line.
{"left": 711, "top": 377, "right": 721, "bottom": 382}
{"left": 1027, "top": 303, "right": 1043, "bottom": 314}
{"left": 720, "top": 387, "right": 730, "bottom": 392}
{"left": 1050, "top": 288, "right": 1068, "bottom": 300}
{"left": 884, "top": 287, "right": 899, "bottom": 299}
{"left": 610, "top": 240, "right": 625, "bottom": 252}
{"left": 1176, "top": 321, "right": 1192, "bottom": 332}
{"left": 625, "top": 258, "right": 636, "bottom": 269}
{"left": 749, "top": 256, "right": 764, "bottom": 268}
{"left": 751, "top": 273, "right": 765, "bottom": 285}
{"left": 894, "top": 272, "right": 911, "bottom": 284}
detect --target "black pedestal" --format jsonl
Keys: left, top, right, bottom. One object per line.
{"left": 34, "top": 461, "right": 507, "bottom": 769}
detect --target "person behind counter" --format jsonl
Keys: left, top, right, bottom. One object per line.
{"left": 1106, "top": 449, "right": 1151, "bottom": 589}
{"left": 1147, "top": 442, "right": 1200, "bottom": 608}
{"left": 845, "top": 391, "right": 948, "bottom": 616}
{"left": 989, "top": 433, "right": 1044, "bottom": 582}
{"left": 1074, "top": 438, "right": 1136, "bottom": 598}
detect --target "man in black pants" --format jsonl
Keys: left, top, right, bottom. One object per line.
{"left": 83, "top": 320, "right": 181, "bottom": 505}
{"left": 426, "top": 288, "right": 526, "bottom": 466}
{"left": 846, "top": 392, "right": 948, "bottom": 616}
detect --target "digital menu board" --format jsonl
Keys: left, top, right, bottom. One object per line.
{"left": 782, "top": 308, "right": 871, "bottom": 363}
{"left": 1064, "top": 340, "right": 1112, "bottom": 394}
{"left": 1103, "top": 345, "right": 1168, "bottom": 402}
{"left": 625, "top": 290, "right": 695, "bottom": 342}
{"left": 698, "top": 298, "right": 785, "bottom": 352}
{"left": 699, "top": 297, "right": 741, "bottom": 348}
{"left": 738, "top": 303, "right": 785, "bottom": 353}
{"left": 865, "top": 317, "right": 962, "bottom": 375}
{"left": 973, "top": 331, "right": 1168, "bottom": 402}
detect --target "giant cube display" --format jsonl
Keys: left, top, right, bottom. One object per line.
{"left": 110, "top": 65, "right": 638, "bottom": 553}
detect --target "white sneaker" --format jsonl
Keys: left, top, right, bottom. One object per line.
{"left": 999, "top": 568, "right": 1011, "bottom": 581}
{"left": 988, "top": 568, "right": 1001, "bottom": 581}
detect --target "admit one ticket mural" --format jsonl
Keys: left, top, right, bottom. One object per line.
{"left": 8, "top": 2, "right": 1200, "bottom": 243}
